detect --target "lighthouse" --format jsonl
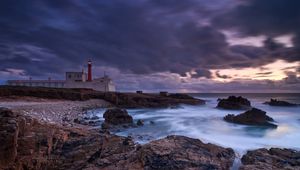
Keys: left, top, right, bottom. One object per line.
{"left": 87, "top": 60, "right": 92, "bottom": 81}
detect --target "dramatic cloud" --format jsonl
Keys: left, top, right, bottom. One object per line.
{"left": 214, "top": 0, "right": 300, "bottom": 49}
{"left": 0, "top": 0, "right": 299, "bottom": 92}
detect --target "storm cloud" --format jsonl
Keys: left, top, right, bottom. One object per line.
{"left": 0, "top": 0, "right": 299, "bottom": 91}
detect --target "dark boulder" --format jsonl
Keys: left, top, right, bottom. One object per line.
{"left": 240, "top": 148, "right": 300, "bottom": 170}
{"left": 264, "top": 98, "right": 298, "bottom": 107}
{"left": 136, "top": 119, "right": 144, "bottom": 126}
{"left": 217, "top": 96, "right": 251, "bottom": 110}
{"left": 224, "top": 108, "right": 277, "bottom": 128}
{"left": 102, "top": 108, "right": 133, "bottom": 129}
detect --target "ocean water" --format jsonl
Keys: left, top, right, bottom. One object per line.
{"left": 89, "top": 93, "right": 300, "bottom": 157}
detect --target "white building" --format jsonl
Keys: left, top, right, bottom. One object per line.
{"left": 6, "top": 60, "right": 116, "bottom": 92}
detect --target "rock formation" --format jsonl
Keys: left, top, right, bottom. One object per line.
{"left": 1, "top": 108, "right": 236, "bottom": 170}
{"left": 264, "top": 98, "right": 298, "bottom": 107}
{"left": 0, "top": 86, "right": 205, "bottom": 108}
{"left": 240, "top": 148, "right": 300, "bottom": 170}
{"left": 217, "top": 96, "right": 251, "bottom": 110}
{"left": 137, "top": 119, "right": 144, "bottom": 126}
{"left": 94, "top": 135, "right": 236, "bottom": 170}
{"left": 102, "top": 108, "right": 134, "bottom": 129}
{"left": 73, "top": 116, "right": 102, "bottom": 126}
{"left": 224, "top": 108, "right": 277, "bottom": 128}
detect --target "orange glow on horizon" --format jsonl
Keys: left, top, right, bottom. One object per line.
{"left": 211, "top": 60, "right": 299, "bottom": 82}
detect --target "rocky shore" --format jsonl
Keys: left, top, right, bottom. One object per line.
{"left": 0, "top": 86, "right": 205, "bottom": 108}
{"left": 1, "top": 87, "right": 299, "bottom": 169}
{"left": 0, "top": 107, "right": 235, "bottom": 170}
{"left": 240, "top": 148, "right": 300, "bottom": 170}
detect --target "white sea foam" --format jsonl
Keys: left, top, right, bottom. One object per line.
{"left": 94, "top": 94, "right": 300, "bottom": 155}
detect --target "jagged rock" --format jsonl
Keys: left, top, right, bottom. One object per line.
{"left": 217, "top": 96, "right": 251, "bottom": 110}
{"left": 74, "top": 117, "right": 102, "bottom": 126}
{"left": 264, "top": 98, "right": 298, "bottom": 107}
{"left": 102, "top": 108, "right": 134, "bottom": 129}
{"left": 0, "top": 108, "right": 18, "bottom": 168}
{"left": 93, "top": 135, "right": 236, "bottom": 170}
{"left": 240, "top": 148, "right": 300, "bottom": 170}
{"left": 103, "top": 108, "right": 133, "bottom": 125}
{"left": 137, "top": 119, "right": 144, "bottom": 126}
{"left": 224, "top": 108, "right": 277, "bottom": 128}
{"left": 138, "top": 135, "right": 235, "bottom": 170}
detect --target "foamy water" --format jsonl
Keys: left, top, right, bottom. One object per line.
{"left": 88, "top": 94, "right": 300, "bottom": 157}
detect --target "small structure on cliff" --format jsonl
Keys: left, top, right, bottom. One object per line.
{"left": 6, "top": 60, "right": 116, "bottom": 92}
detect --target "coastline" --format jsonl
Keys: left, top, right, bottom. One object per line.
{"left": 1, "top": 96, "right": 111, "bottom": 126}
{"left": 1, "top": 87, "right": 299, "bottom": 169}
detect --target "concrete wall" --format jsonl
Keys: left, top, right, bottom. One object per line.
{"left": 7, "top": 76, "right": 115, "bottom": 92}
{"left": 7, "top": 81, "right": 65, "bottom": 88}
{"left": 66, "top": 72, "right": 85, "bottom": 82}
{"left": 64, "top": 78, "right": 115, "bottom": 92}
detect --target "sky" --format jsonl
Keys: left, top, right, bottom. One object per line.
{"left": 0, "top": 0, "right": 299, "bottom": 92}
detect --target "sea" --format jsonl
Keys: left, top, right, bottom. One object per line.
{"left": 87, "top": 93, "right": 300, "bottom": 164}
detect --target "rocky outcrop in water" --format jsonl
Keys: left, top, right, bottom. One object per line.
{"left": 1, "top": 108, "right": 236, "bottom": 170}
{"left": 264, "top": 98, "right": 298, "bottom": 107}
{"left": 101, "top": 108, "right": 134, "bottom": 129}
{"left": 224, "top": 108, "right": 277, "bottom": 128}
{"left": 137, "top": 119, "right": 144, "bottom": 126}
{"left": 240, "top": 148, "right": 300, "bottom": 170}
{"left": 217, "top": 96, "right": 251, "bottom": 110}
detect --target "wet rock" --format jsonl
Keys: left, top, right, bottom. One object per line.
{"left": 264, "top": 98, "right": 298, "bottom": 107}
{"left": 103, "top": 108, "right": 133, "bottom": 125}
{"left": 137, "top": 119, "right": 144, "bottom": 126}
{"left": 74, "top": 117, "right": 102, "bottom": 126}
{"left": 138, "top": 135, "right": 235, "bottom": 170}
{"left": 240, "top": 148, "right": 300, "bottom": 170}
{"left": 90, "top": 115, "right": 100, "bottom": 120}
{"left": 217, "top": 96, "right": 251, "bottom": 110}
{"left": 224, "top": 108, "right": 277, "bottom": 128}
{"left": 0, "top": 108, "right": 18, "bottom": 168}
{"left": 96, "top": 135, "right": 235, "bottom": 169}
{"left": 1, "top": 108, "right": 239, "bottom": 170}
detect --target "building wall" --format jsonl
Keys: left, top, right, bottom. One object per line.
{"left": 7, "top": 81, "right": 65, "bottom": 88}
{"left": 64, "top": 78, "right": 115, "bottom": 92}
{"left": 7, "top": 75, "right": 115, "bottom": 92}
{"left": 66, "top": 72, "right": 85, "bottom": 82}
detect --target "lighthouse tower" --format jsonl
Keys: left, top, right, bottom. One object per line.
{"left": 87, "top": 60, "right": 92, "bottom": 81}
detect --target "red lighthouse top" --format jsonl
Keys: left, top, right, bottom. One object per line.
{"left": 87, "top": 60, "right": 92, "bottom": 81}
